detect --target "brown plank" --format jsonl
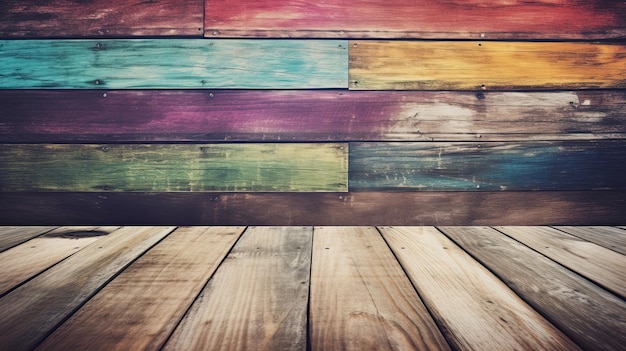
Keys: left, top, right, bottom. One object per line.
{"left": 0, "top": 226, "right": 118, "bottom": 296}
{"left": 37, "top": 226, "right": 245, "bottom": 351}
{"left": 163, "top": 227, "right": 312, "bottom": 351}
{"left": 0, "top": 226, "right": 175, "bottom": 351}
{"left": 553, "top": 226, "right": 626, "bottom": 255}
{"left": 0, "top": 191, "right": 624, "bottom": 226}
{"left": 496, "top": 226, "right": 626, "bottom": 299}
{"left": 440, "top": 226, "right": 626, "bottom": 351}
{"left": 2, "top": 90, "right": 625, "bottom": 142}
{"left": 380, "top": 226, "right": 580, "bottom": 351}
{"left": 0, "top": 226, "right": 57, "bottom": 252}
{"left": 310, "top": 226, "right": 450, "bottom": 350}
{"left": 0, "top": 0, "right": 203, "bottom": 38}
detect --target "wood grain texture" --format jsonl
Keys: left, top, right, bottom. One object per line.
{"left": 36, "top": 226, "right": 245, "bottom": 351}
{"left": 0, "top": 226, "right": 56, "bottom": 252}
{"left": 440, "top": 226, "right": 626, "bottom": 351}
{"left": 1, "top": 90, "right": 625, "bottom": 142}
{"left": 496, "top": 226, "right": 626, "bottom": 299}
{"left": 553, "top": 226, "right": 626, "bottom": 255}
{"left": 0, "top": 226, "right": 175, "bottom": 351}
{"left": 0, "top": 144, "right": 348, "bottom": 192}
{"left": 1, "top": 191, "right": 624, "bottom": 225}
{"left": 349, "top": 41, "right": 626, "bottom": 90}
{"left": 310, "top": 226, "right": 450, "bottom": 351}
{"left": 350, "top": 141, "right": 626, "bottom": 191}
{"left": 163, "top": 227, "right": 312, "bottom": 351}
{"left": 204, "top": 0, "right": 626, "bottom": 39}
{"left": 0, "top": 39, "right": 348, "bottom": 89}
{"left": 0, "top": 0, "right": 203, "bottom": 38}
{"left": 379, "top": 226, "right": 580, "bottom": 351}
{"left": 0, "top": 226, "right": 118, "bottom": 297}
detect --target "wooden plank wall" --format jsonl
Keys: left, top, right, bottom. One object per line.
{"left": 0, "top": 0, "right": 624, "bottom": 225}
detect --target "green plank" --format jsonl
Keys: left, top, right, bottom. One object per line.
{"left": 0, "top": 39, "right": 348, "bottom": 89}
{"left": 0, "top": 144, "right": 348, "bottom": 192}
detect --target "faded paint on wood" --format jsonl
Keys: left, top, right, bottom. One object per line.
{"left": 1, "top": 90, "right": 625, "bottom": 142}
{"left": 0, "top": 226, "right": 56, "bottom": 252}
{"left": 0, "top": 39, "right": 348, "bottom": 89}
{"left": 0, "top": 0, "right": 203, "bottom": 38}
{"left": 380, "top": 226, "right": 580, "bottom": 351}
{"left": 350, "top": 141, "right": 626, "bottom": 191}
{"left": 37, "top": 226, "right": 245, "bottom": 351}
{"left": 553, "top": 226, "right": 626, "bottom": 255}
{"left": 0, "top": 226, "right": 118, "bottom": 296}
{"left": 1, "top": 191, "right": 624, "bottom": 226}
{"left": 163, "top": 227, "right": 312, "bottom": 351}
{"left": 310, "top": 226, "right": 451, "bottom": 350}
{"left": 0, "top": 144, "right": 348, "bottom": 192}
{"left": 204, "top": 0, "right": 626, "bottom": 39}
{"left": 440, "top": 226, "right": 626, "bottom": 351}
{"left": 0, "top": 226, "right": 175, "bottom": 351}
{"left": 496, "top": 226, "right": 626, "bottom": 299}
{"left": 349, "top": 41, "right": 626, "bottom": 90}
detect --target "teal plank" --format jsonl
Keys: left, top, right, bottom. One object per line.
{"left": 0, "top": 40, "right": 348, "bottom": 89}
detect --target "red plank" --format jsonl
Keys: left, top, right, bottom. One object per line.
{"left": 205, "top": 0, "right": 626, "bottom": 39}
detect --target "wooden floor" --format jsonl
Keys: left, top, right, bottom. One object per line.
{"left": 0, "top": 226, "right": 624, "bottom": 351}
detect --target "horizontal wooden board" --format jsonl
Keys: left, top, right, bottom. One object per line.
{"left": 350, "top": 141, "right": 626, "bottom": 191}
{"left": 0, "top": 191, "right": 624, "bottom": 225}
{"left": 349, "top": 41, "right": 626, "bottom": 90}
{"left": 0, "top": 0, "right": 203, "bottom": 38}
{"left": 1, "top": 90, "right": 625, "bottom": 142}
{"left": 0, "top": 39, "right": 348, "bottom": 89}
{"left": 204, "top": 0, "right": 626, "bottom": 39}
{"left": 0, "top": 144, "right": 348, "bottom": 192}
{"left": 0, "top": 226, "right": 56, "bottom": 252}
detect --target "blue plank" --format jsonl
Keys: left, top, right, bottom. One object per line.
{"left": 0, "top": 39, "right": 348, "bottom": 89}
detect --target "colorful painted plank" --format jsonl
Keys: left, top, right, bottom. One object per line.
{"left": 0, "top": 144, "right": 348, "bottom": 192}
{"left": 553, "top": 226, "right": 626, "bottom": 255}
{"left": 0, "top": 226, "right": 56, "bottom": 252}
{"left": 310, "top": 226, "right": 450, "bottom": 350}
{"left": 204, "top": 0, "right": 626, "bottom": 39}
{"left": 0, "top": 0, "right": 203, "bottom": 38}
{"left": 440, "top": 226, "right": 626, "bottom": 351}
{"left": 1, "top": 191, "right": 624, "bottom": 226}
{"left": 0, "top": 40, "right": 348, "bottom": 89}
{"left": 37, "top": 227, "right": 244, "bottom": 351}
{"left": 1, "top": 90, "right": 625, "bottom": 142}
{"left": 349, "top": 41, "right": 626, "bottom": 90}
{"left": 349, "top": 141, "right": 626, "bottom": 191}
{"left": 163, "top": 227, "right": 312, "bottom": 351}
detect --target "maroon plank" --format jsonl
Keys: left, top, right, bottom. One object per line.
{"left": 0, "top": 0, "right": 203, "bottom": 38}
{"left": 0, "top": 191, "right": 623, "bottom": 225}
{"left": 1, "top": 90, "right": 624, "bottom": 142}
{"left": 205, "top": 0, "right": 626, "bottom": 39}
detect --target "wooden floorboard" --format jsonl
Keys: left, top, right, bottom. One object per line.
{"left": 552, "top": 226, "right": 626, "bottom": 255}
{"left": 0, "top": 226, "right": 57, "bottom": 252}
{"left": 0, "top": 226, "right": 623, "bottom": 350}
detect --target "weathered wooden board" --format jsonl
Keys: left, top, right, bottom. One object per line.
{"left": 553, "top": 226, "right": 626, "bottom": 255}
{"left": 349, "top": 41, "right": 626, "bottom": 90}
{"left": 440, "top": 226, "right": 626, "bottom": 351}
{"left": 1, "top": 191, "right": 624, "bottom": 225}
{"left": 0, "top": 226, "right": 56, "bottom": 252}
{"left": 163, "top": 227, "right": 312, "bottom": 351}
{"left": 380, "top": 226, "right": 580, "bottom": 351}
{"left": 0, "top": 39, "right": 348, "bottom": 89}
{"left": 0, "top": 144, "right": 348, "bottom": 192}
{"left": 350, "top": 141, "right": 626, "bottom": 191}
{"left": 0, "top": 226, "right": 175, "bottom": 351}
{"left": 0, "top": 226, "right": 118, "bottom": 297}
{"left": 204, "top": 0, "right": 626, "bottom": 39}
{"left": 1, "top": 90, "right": 625, "bottom": 142}
{"left": 0, "top": 0, "right": 203, "bottom": 38}
{"left": 496, "top": 226, "right": 626, "bottom": 299}
{"left": 37, "top": 226, "right": 244, "bottom": 351}
{"left": 310, "top": 226, "right": 450, "bottom": 350}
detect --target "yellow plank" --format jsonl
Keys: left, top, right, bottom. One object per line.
{"left": 349, "top": 41, "right": 626, "bottom": 90}
{"left": 310, "top": 226, "right": 450, "bottom": 350}
{"left": 379, "top": 226, "right": 580, "bottom": 351}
